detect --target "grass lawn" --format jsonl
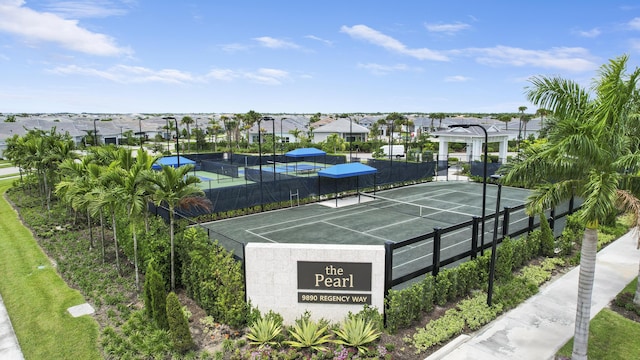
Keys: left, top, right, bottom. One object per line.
{"left": 557, "top": 279, "right": 640, "bottom": 359}
{"left": 0, "top": 179, "right": 101, "bottom": 359}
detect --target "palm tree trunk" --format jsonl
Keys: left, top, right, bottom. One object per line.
{"left": 133, "top": 223, "right": 139, "bottom": 291}
{"left": 571, "top": 226, "right": 598, "bottom": 360}
{"left": 87, "top": 209, "right": 94, "bottom": 250}
{"left": 169, "top": 211, "right": 175, "bottom": 291}
{"left": 634, "top": 261, "right": 640, "bottom": 306}
{"left": 100, "top": 209, "right": 106, "bottom": 264}
{"left": 111, "top": 209, "right": 121, "bottom": 274}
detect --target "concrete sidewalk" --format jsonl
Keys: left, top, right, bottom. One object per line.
{"left": 0, "top": 294, "right": 23, "bottom": 360}
{"left": 427, "top": 230, "right": 639, "bottom": 360}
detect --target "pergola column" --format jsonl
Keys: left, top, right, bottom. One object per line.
{"left": 438, "top": 140, "right": 449, "bottom": 160}
{"left": 499, "top": 137, "right": 508, "bottom": 163}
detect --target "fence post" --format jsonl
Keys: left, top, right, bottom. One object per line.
{"left": 432, "top": 228, "right": 442, "bottom": 276}
{"left": 471, "top": 217, "right": 479, "bottom": 259}
{"left": 569, "top": 195, "right": 575, "bottom": 214}
{"left": 383, "top": 241, "right": 394, "bottom": 327}
{"left": 241, "top": 243, "right": 247, "bottom": 303}
{"left": 528, "top": 215, "right": 535, "bottom": 233}
{"left": 502, "top": 206, "right": 511, "bottom": 236}
{"left": 549, "top": 208, "right": 556, "bottom": 231}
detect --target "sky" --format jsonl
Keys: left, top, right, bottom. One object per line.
{"left": 1, "top": 1, "right": 640, "bottom": 115}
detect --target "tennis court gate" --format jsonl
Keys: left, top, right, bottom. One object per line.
{"left": 383, "top": 195, "right": 580, "bottom": 293}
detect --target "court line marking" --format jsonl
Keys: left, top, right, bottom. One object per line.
{"left": 245, "top": 229, "right": 277, "bottom": 243}
{"left": 320, "top": 221, "right": 390, "bottom": 241}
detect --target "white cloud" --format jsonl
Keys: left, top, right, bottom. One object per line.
{"left": 340, "top": 24, "right": 449, "bottom": 61}
{"left": 0, "top": 0, "right": 130, "bottom": 56}
{"left": 244, "top": 68, "right": 289, "bottom": 84}
{"left": 462, "top": 46, "right": 598, "bottom": 72}
{"left": 630, "top": 17, "right": 640, "bottom": 30}
{"left": 630, "top": 39, "right": 640, "bottom": 52}
{"left": 357, "top": 63, "right": 420, "bottom": 75}
{"left": 424, "top": 22, "right": 471, "bottom": 34}
{"left": 574, "top": 28, "right": 601, "bottom": 38}
{"left": 305, "top": 35, "right": 333, "bottom": 46}
{"left": 42, "top": 0, "right": 130, "bottom": 18}
{"left": 444, "top": 75, "right": 471, "bottom": 82}
{"left": 207, "top": 68, "right": 238, "bottom": 81}
{"left": 254, "top": 36, "right": 300, "bottom": 49}
{"left": 220, "top": 43, "right": 250, "bottom": 53}
{"left": 49, "top": 64, "right": 198, "bottom": 83}
{"left": 207, "top": 67, "right": 290, "bottom": 85}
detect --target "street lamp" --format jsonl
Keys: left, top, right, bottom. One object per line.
{"left": 280, "top": 117, "right": 288, "bottom": 156}
{"left": 163, "top": 116, "right": 179, "bottom": 166}
{"left": 93, "top": 118, "right": 99, "bottom": 146}
{"left": 347, "top": 116, "right": 353, "bottom": 162}
{"left": 487, "top": 174, "right": 503, "bottom": 306}
{"left": 449, "top": 124, "right": 488, "bottom": 256}
{"left": 162, "top": 116, "right": 172, "bottom": 155}
{"left": 120, "top": 126, "right": 123, "bottom": 146}
{"left": 257, "top": 116, "right": 265, "bottom": 211}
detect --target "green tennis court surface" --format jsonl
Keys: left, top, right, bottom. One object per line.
{"left": 201, "top": 181, "right": 530, "bottom": 245}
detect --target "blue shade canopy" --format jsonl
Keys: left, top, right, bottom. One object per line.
{"left": 318, "top": 163, "right": 377, "bottom": 179}
{"left": 285, "top": 148, "right": 327, "bottom": 158}
{"left": 152, "top": 156, "right": 196, "bottom": 169}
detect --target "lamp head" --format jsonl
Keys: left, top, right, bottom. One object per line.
{"left": 449, "top": 124, "right": 470, "bottom": 129}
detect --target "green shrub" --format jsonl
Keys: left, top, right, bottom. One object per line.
{"left": 408, "top": 309, "right": 465, "bottom": 352}
{"left": 539, "top": 214, "right": 555, "bottom": 257}
{"left": 166, "top": 292, "right": 194, "bottom": 353}
{"left": 434, "top": 269, "right": 452, "bottom": 306}
{"left": 456, "top": 293, "right": 503, "bottom": 330}
{"left": 495, "top": 237, "right": 514, "bottom": 282}
{"left": 492, "top": 276, "right": 538, "bottom": 311}
{"left": 180, "top": 228, "right": 248, "bottom": 328}
{"left": 348, "top": 304, "right": 384, "bottom": 333}
{"left": 143, "top": 263, "right": 168, "bottom": 329}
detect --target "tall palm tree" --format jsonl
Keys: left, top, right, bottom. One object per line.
{"left": 106, "top": 149, "right": 159, "bottom": 290}
{"left": 147, "top": 164, "right": 211, "bottom": 290}
{"left": 181, "top": 116, "right": 194, "bottom": 151}
{"left": 517, "top": 106, "right": 527, "bottom": 140}
{"left": 502, "top": 55, "right": 640, "bottom": 360}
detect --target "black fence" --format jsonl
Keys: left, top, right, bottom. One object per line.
{"left": 383, "top": 195, "right": 580, "bottom": 293}
{"left": 195, "top": 160, "right": 437, "bottom": 215}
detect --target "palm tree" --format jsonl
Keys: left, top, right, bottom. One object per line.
{"left": 106, "top": 149, "right": 159, "bottom": 290}
{"left": 502, "top": 55, "right": 640, "bottom": 360}
{"left": 517, "top": 106, "right": 527, "bottom": 140}
{"left": 181, "top": 116, "right": 194, "bottom": 151}
{"left": 148, "top": 164, "right": 211, "bottom": 290}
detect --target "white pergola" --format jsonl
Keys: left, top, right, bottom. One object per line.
{"left": 433, "top": 125, "right": 510, "bottom": 163}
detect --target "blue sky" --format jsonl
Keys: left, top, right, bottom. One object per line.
{"left": 1, "top": 0, "right": 639, "bottom": 114}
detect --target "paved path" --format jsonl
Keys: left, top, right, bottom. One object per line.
{"left": 427, "top": 230, "right": 639, "bottom": 360}
{"left": 0, "top": 294, "right": 23, "bottom": 360}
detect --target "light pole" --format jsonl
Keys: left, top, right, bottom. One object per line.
{"left": 449, "top": 124, "right": 488, "bottom": 255}
{"left": 163, "top": 116, "right": 178, "bottom": 166}
{"left": 280, "top": 117, "right": 288, "bottom": 156}
{"left": 487, "top": 174, "right": 502, "bottom": 306}
{"left": 348, "top": 116, "right": 353, "bottom": 162}
{"left": 269, "top": 117, "right": 276, "bottom": 174}
{"left": 93, "top": 118, "right": 99, "bottom": 146}
{"left": 120, "top": 127, "right": 123, "bottom": 146}
{"left": 162, "top": 116, "right": 171, "bottom": 154}
{"left": 257, "top": 117, "right": 264, "bottom": 211}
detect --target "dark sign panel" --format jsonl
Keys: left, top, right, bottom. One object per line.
{"left": 298, "top": 292, "right": 371, "bottom": 305}
{"left": 297, "top": 261, "right": 371, "bottom": 291}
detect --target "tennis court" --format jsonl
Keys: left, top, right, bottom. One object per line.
{"left": 199, "top": 181, "right": 533, "bottom": 285}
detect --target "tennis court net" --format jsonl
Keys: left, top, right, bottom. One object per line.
{"left": 357, "top": 192, "right": 428, "bottom": 218}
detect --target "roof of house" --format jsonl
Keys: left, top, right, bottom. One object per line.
{"left": 313, "top": 118, "right": 369, "bottom": 134}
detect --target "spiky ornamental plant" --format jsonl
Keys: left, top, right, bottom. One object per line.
{"left": 333, "top": 316, "right": 381, "bottom": 355}
{"left": 246, "top": 317, "right": 283, "bottom": 349}
{"left": 284, "top": 317, "right": 333, "bottom": 353}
